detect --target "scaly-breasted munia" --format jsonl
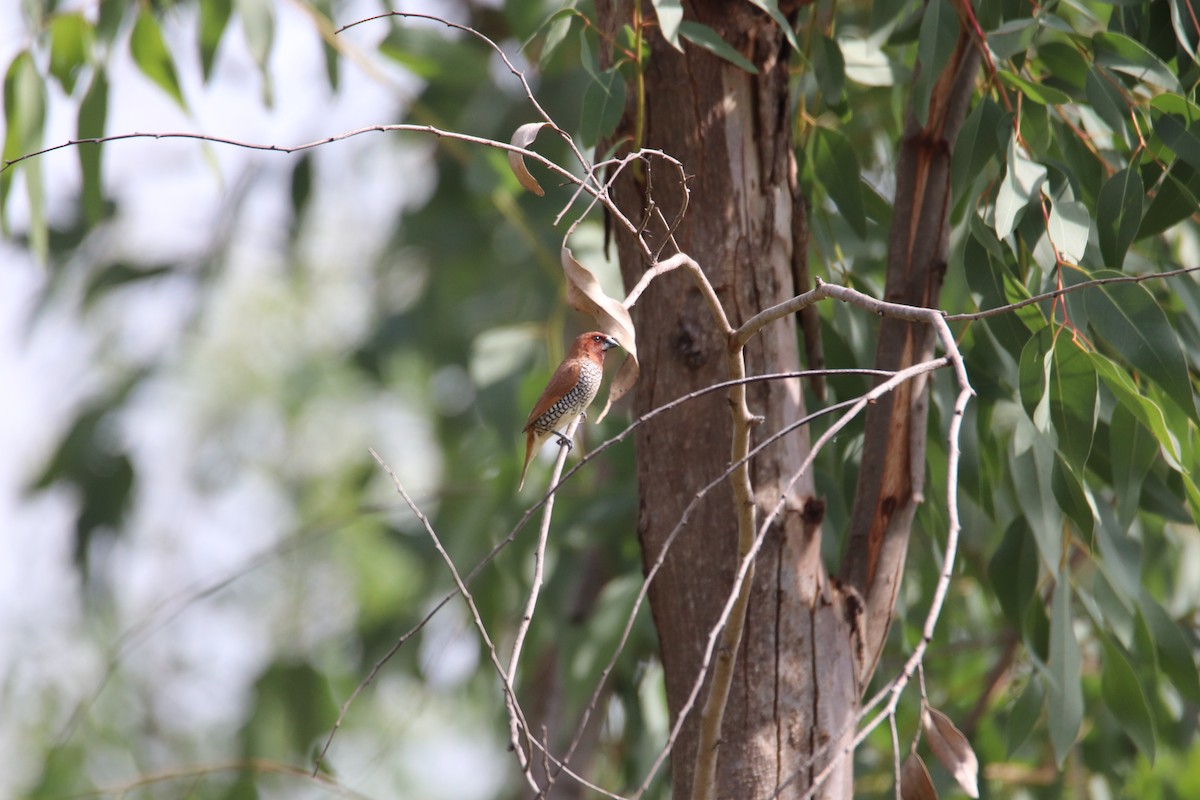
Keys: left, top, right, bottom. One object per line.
{"left": 519, "top": 331, "right": 620, "bottom": 490}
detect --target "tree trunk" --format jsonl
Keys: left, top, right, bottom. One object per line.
{"left": 595, "top": 2, "right": 979, "bottom": 798}
{"left": 598, "top": 2, "right": 857, "bottom": 798}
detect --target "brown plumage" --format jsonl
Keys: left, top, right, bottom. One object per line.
{"left": 519, "top": 331, "right": 620, "bottom": 490}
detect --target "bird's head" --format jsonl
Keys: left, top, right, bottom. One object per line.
{"left": 574, "top": 331, "right": 621, "bottom": 361}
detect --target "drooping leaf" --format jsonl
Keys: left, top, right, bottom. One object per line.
{"left": 989, "top": 517, "right": 1039, "bottom": 630}
{"left": 1096, "top": 168, "right": 1143, "bottom": 268}
{"left": 951, "top": 97, "right": 1006, "bottom": 205}
{"left": 1006, "top": 676, "right": 1044, "bottom": 756}
{"left": 1090, "top": 351, "right": 1184, "bottom": 469}
{"left": 922, "top": 707, "right": 980, "bottom": 798}
{"left": 1047, "top": 200, "right": 1089, "bottom": 264}
{"left": 1085, "top": 271, "right": 1196, "bottom": 419}
{"left": 508, "top": 122, "right": 552, "bottom": 196}
{"left": 236, "top": 0, "right": 275, "bottom": 104}
{"left": 1085, "top": 66, "right": 1132, "bottom": 147}
{"left": 900, "top": 751, "right": 938, "bottom": 800}
{"left": 198, "top": 0, "right": 233, "bottom": 82}
{"left": 1011, "top": 435, "right": 1063, "bottom": 572}
{"left": 650, "top": 0, "right": 684, "bottom": 50}
{"left": 1093, "top": 31, "right": 1180, "bottom": 91}
{"left": 678, "top": 21, "right": 759, "bottom": 73}
{"left": 2, "top": 50, "right": 47, "bottom": 253}
{"left": 1109, "top": 403, "right": 1157, "bottom": 531}
{"left": 995, "top": 136, "right": 1047, "bottom": 240}
{"left": 1047, "top": 335, "right": 1097, "bottom": 472}
{"left": 810, "top": 126, "right": 867, "bottom": 237}
{"left": 562, "top": 247, "right": 639, "bottom": 422}
{"left": 130, "top": 8, "right": 185, "bottom": 108}
{"left": 77, "top": 68, "right": 108, "bottom": 224}
{"left": 48, "top": 12, "right": 93, "bottom": 94}
{"left": 913, "top": 0, "right": 959, "bottom": 125}
{"left": 1139, "top": 594, "right": 1200, "bottom": 703}
{"left": 1047, "top": 578, "right": 1083, "bottom": 765}
{"left": 747, "top": 0, "right": 799, "bottom": 52}
{"left": 1154, "top": 113, "right": 1200, "bottom": 173}
{"left": 581, "top": 66, "right": 626, "bottom": 148}
{"left": 812, "top": 34, "right": 845, "bottom": 104}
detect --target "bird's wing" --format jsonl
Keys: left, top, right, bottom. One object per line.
{"left": 523, "top": 358, "right": 582, "bottom": 431}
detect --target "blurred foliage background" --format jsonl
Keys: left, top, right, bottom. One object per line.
{"left": 3, "top": 0, "right": 1200, "bottom": 798}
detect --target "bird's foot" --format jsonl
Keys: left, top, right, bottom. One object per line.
{"left": 553, "top": 432, "right": 574, "bottom": 452}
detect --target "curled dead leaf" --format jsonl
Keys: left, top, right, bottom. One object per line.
{"left": 901, "top": 751, "right": 938, "bottom": 800}
{"left": 922, "top": 707, "right": 980, "bottom": 799}
{"left": 508, "top": 122, "right": 551, "bottom": 196}
{"left": 561, "top": 247, "right": 638, "bottom": 422}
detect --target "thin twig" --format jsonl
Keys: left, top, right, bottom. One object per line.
{"left": 366, "top": 448, "right": 539, "bottom": 791}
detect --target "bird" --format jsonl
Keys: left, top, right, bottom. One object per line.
{"left": 519, "top": 331, "right": 621, "bottom": 490}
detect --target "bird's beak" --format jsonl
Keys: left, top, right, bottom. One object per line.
{"left": 601, "top": 335, "right": 620, "bottom": 351}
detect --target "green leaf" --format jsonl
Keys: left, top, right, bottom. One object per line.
{"left": 1048, "top": 335, "right": 1097, "bottom": 472}
{"left": 1093, "top": 503, "right": 1142, "bottom": 610}
{"left": 1047, "top": 578, "right": 1083, "bottom": 765}
{"left": 1154, "top": 113, "right": 1200, "bottom": 172}
{"left": 1018, "top": 327, "right": 1053, "bottom": 432}
{"left": 1011, "top": 434, "right": 1063, "bottom": 573}
{"left": 532, "top": 6, "right": 578, "bottom": 65}
{"left": 198, "top": 0, "right": 232, "bottom": 81}
{"left": 1006, "top": 677, "right": 1044, "bottom": 757}
{"left": 49, "top": 12, "right": 93, "bottom": 94}
{"left": 964, "top": 216, "right": 1037, "bottom": 357}
{"left": 996, "top": 70, "right": 1072, "bottom": 106}
{"left": 130, "top": 9, "right": 185, "bottom": 108}
{"left": 678, "top": 21, "right": 759, "bottom": 73}
{"left": 913, "top": 0, "right": 959, "bottom": 125}
{"left": 580, "top": 66, "right": 626, "bottom": 148}
{"left": 1101, "top": 638, "right": 1157, "bottom": 762}
{"left": 810, "top": 126, "right": 867, "bottom": 237}
{"left": 951, "top": 98, "right": 1006, "bottom": 204}
{"left": 1090, "top": 351, "right": 1184, "bottom": 470}
{"left": 812, "top": 34, "right": 845, "bottom": 104}
{"left": 1047, "top": 199, "right": 1089, "bottom": 264}
{"left": 1093, "top": 31, "right": 1180, "bottom": 91}
{"left": 1110, "top": 403, "right": 1157, "bottom": 531}
{"left": 651, "top": 0, "right": 684, "bottom": 50}
{"left": 1084, "top": 271, "right": 1196, "bottom": 419}
{"left": 1051, "top": 453, "right": 1094, "bottom": 538}
{"left": 1085, "top": 66, "right": 1132, "bottom": 147}
{"left": 988, "top": 517, "right": 1039, "bottom": 630}
{"left": 1139, "top": 594, "right": 1200, "bottom": 703}
{"left": 995, "top": 136, "right": 1046, "bottom": 240}
{"left": 236, "top": 0, "right": 275, "bottom": 104}
{"left": 2, "top": 50, "right": 47, "bottom": 254}
{"left": 1096, "top": 168, "right": 1143, "bottom": 268}
{"left": 747, "top": 0, "right": 799, "bottom": 52}
{"left": 77, "top": 69, "right": 108, "bottom": 225}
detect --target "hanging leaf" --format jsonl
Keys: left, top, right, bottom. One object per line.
{"left": 1047, "top": 334, "right": 1098, "bottom": 472}
{"left": 48, "top": 12, "right": 93, "bottom": 95}
{"left": 900, "top": 751, "right": 938, "bottom": 800}
{"left": 236, "top": 0, "right": 275, "bottom": 104}
{"left": 130, "top": 9, "right": 185, "bottom": 108}
{"left": 1109, "top": 404, "right": 1157, "bottom": 531}
{"left": 2, "top": 50, "right": 47, "bottom": 253}
{"left": 1096, "top": 168, "right": 1143, "bottom": 268}
{"left": 1085, "top": 271, "right": 1196, "bottom": 419}
{"left": 989, "top": 518, "right": 1039, "bottom": 629}
{"left": 678, "top": 21, "right": 759, "bottom": 73}
{"left": 1047, "top": 200, "right": 1089, "bottom": 264}
{"left": 580, "top": 66, "right": 626, "bottom": 148}
{"left": 1006, "top": 677, "right": 1044, "bottom": 757}
{"left": 747, "top": 0, "right": 799, "bottom": 52}
{"left": 198, "top": 0, "right": 233, "bottom": 82}
{"left": 78, "top": 68, "right": 108, "bottom": 224}
{"left": 951, "top": 97, "right": 1006, "bottom": 203}
{"left": 922, "top": 707, "right": 980, "bottom": 798}
{"left": 1100, "top": 640, "right": 1158, "bottom": 762}
{"left": 1090, "top": 351, "right": 1184, "bottom": 470}
{"left": 810, "top": 126, "right": 867, "bottom": 237}
{"left": 995, "top": 137, "right": 1047, "bottom": 240}
{"left": 650, "top": 0, "right": 684, "bottom": 50}
{"left": 1047, "top": 579, "right": 1083, "bottom": 765}
{"left": 1093, "top": 31, "right": 1179, "bottom": 91}
{"left": 812, "top": 34, "right": 845, "bottom": 104}
{"left": 1139, "top": 594, "right": 1200, "bottom": 703}
{"left": 562, "top": 247, "right": 639, "bottom": 422}
{"left": 508, "top": 122, "right": 552, "bottom": 196}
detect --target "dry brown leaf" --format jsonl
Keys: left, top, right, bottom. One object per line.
{"left": 922, "top": 707, "right": 980, "bottom": 798}
{"left": 508, "top": 122, "right": 551, "bottom": 196}
{"left": 901, "top": 751, "right": 939, "bottom": 800}
{"left": 561, "top": 247, "right": 639, "bottom": 422}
